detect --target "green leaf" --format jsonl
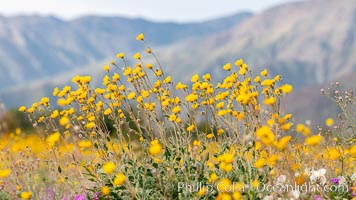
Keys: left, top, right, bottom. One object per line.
{"left": 153, "top": 163, "right": 158, "bottom": 169}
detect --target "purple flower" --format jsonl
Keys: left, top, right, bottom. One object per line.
{"left": 74, "top": 194, "right": 85, "bottom": 200}
{"left": 47, "top": 187, "right": 55, "bottom": 200}
{"left": 331, "top": 178, "right": 339, "bottom": 185}
{"left": 314, "top": 195, "right": 321, "bottom": 200}
{"left": 93, "top": 192, "right": 100, "bottom": 200}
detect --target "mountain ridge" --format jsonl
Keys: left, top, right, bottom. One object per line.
{"left": 0, "top": 11, "right": 252, "bottom": 91}
{"left": 156, "top": 0, "right": 356, "bottom": 89}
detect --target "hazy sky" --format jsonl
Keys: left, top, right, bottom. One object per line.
{"left": 0, "top": 0, "right": 299, "bottom": 22}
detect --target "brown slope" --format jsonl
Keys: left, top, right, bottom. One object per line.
{"left": 159, "top": 0, "right": 356, "bottom": 89}
{"left": 284, "top": 71, "right": 356, "bottom": 124}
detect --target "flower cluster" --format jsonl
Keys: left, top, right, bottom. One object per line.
{"left": 0, "top": 33, "right": 354, "bottom": 199}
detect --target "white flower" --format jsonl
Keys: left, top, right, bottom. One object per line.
{"left": 304, "top": 168, "right": 312, "bottom": 176}
{"left": 338, "top": 176, "right": 346, "bottom": 185}
{"left": 310, "top": 168, "right": 326, "bottom": 184}
{"left": 277, "top": 175, "right": 287, "bottom": 185}
{"left": 289, "top": 190, "right": 300, "bottom": 199}
{"left": 305, "top": 120, "right": 311, "bottom": 126}
{"left": 263, "top": 195, "right": 274, "bottom": 200}
{"left": 74, "top": 125, "right": 81, "bottom": 132}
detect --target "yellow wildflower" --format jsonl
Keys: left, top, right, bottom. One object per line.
{"left": 172, "top": 106, "right": 180, "bottom": 114}
{"left": 208, "top": 172, "right": 218, "bottom": 183}
{"left": 187, "top": 124, "right": 195, "bottom": 132}
{"left": 149, "top": 140, "right": 163, "bottom": 156}
{"left": 57, "top": 98, "right": 68, "bottom": 106}
{"left": 254, "top": 158, "right": 265, "bottom": 168}
{"left": 133, "top": 52, "right": 141, "bottom": 60}
{"left": 255, "top": 126, "right": 275, "bottom": 145}
{"left": 350, "top": 145, "right": 356, "bottom": 156}
{"left": 20, "top": 191, "right": 31, "bottom": 199}
{"left": 146, "top": 63, "right": 153, "bottom": 69}
{"left": 103, "top": 65, "right": 110, "bottom": 72}
{"left": 164, "top": 76, "right": 171, "bottom": 83}
{"left": 193, "top": 140, "right": 200, "bottom": 147}
{"left": 281, "top": 122, "right": 292, "bottom": 131}
{"left": 141, "top": 90, "right": 150, "bottom": 98}
{"left": 176, "top": 82, "right": 187, "bottom": 90}
{"left": 325, "top": 118, "right": 334, "bottom": 126}
{"left": 234, "top": 58, "right": 243, "bottom": 66}
{"left": 101, "top": 186, "right": 110, "bottom": 196}
{"left": 86, "top": 122, "right": 95, "bottom": 129}
{"left": 18, "top": 106, "right": 26, "bottom": 112}
{"left": 53, "top": 87, "right": 59, "bottom": 96}
{"left": 186, "top": 93, "right": 198, "bottom": 102}
{"left": 127, "top": 92, "right": 136, "bottom": 100}
{"left": 275, "top": 136, "right": 291, "bottom": 150}
{"left": 197, "top": 187, "right": 207, "bottom": 196}
{"left": 136, "top": 33, "right": 144, "bottom": 41}
{"left": 232, "top": 192, "right": 242, "bottom": 200}
{"left": 216, "top": 102, "right": 225, "bottom": 109}
{"left": 40, "top": 97, "right": 49, "bottom": 105}
{"left": 0, "top": 169, "right": 11, "bottom": 178}
{"left": 281, "top": 84, "right": 293, "bottom": 94}
{"left": 146, "top": 47, "right": 151, "bottom": 53}
{"left": 328, "top": 148, "right": 340, "bottom": 160}
{"left": 217, "top": 129, "right": 224, "bottom": 135}
{"left": 292, "top": 163, "right": 301, "bottom": 171}
{"left": 216, "top": 193, "right": 232, "bottom": 200}
{"left": 116, "top": 52, "right": 124, "bottom": 59}
{"left": 78, "top": 140, "right": 92, "bottom": 148}
{"left": 217, "top": 178, "right": 232, "bottom": 192}
{"left": 27, "top": 107, "right": 35, "bottom": 113}
{"left": 169, "top": 114, "right": 176, "bottom": 122}
{"left": 260, "top": 69, "right": 268, "bottom": 76}
{"left": 266, "top": 155, "right": 278, "bottom": 167}
{"left": 223, "top": 63, "right": 231, "bottom": 71}
{"left": 104, "top": 108, "right": 112, "bottom": 115}
{"left": 50, "top": 110, "right": 59, "bottom": 118}
{"left": 217, "top": 153, "right": 234, "bottom": 163}
{"left": 305, "top": 135, "right": 323, "bottom": 146}
{"left": 219, "top": 162, "right": 233, "bottom": 172}
{"left": 252, "top": 179, "right": 260, "bottom": 188}
{"left": 264, "top": 96, "right": 275, "bottom": 105}
{"left": 46, "top": 132, "right": 60, "bottom": 146}
{"left": 102, "top": 162, "right": 116, "bottom": 174}
{"left": 59, "top": 117, "right": 69, "bottom": 126}
{"left": 203, "top": 73, "right": 211, "bottom": 81}
{"left": 191, "top": 74, "right": 199, "bottom": 82}
{"left": 254, "top": 76, "right": 260, "bottom": 83}
{"left": 114, "top": 173, "right": 126, "bottom": 186}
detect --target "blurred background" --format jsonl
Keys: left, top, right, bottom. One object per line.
{"left": 0, "top": 0, "right": 355, "bottom": 130}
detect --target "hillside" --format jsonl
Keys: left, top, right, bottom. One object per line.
{"left": 0, "top": 12, "right": 251, "bottom": 90}
{"left": 158, "top": 0, "right": 356, "bottom": 89}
